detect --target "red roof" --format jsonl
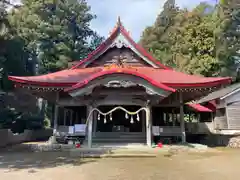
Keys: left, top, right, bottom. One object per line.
{"left": 204, "top": 101, "right": 217, "bottom": 112}
{"left": 9, "top": 66, "right": 231, "bottom": 88}
{"left": 8, "top": 18, "right": 232, "bottom": 91}
{"left": 187, "top": 103, "right": 213, "bottom": 112}
{"left": 64, "top": 67, "right": 176, "bottom": 92}
{"left": 71, "top": 18, "right": 170, "bottom": 69}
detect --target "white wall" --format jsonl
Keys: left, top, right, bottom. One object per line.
{"left": 225, "top": 90, "right": 240, "bottom": 105}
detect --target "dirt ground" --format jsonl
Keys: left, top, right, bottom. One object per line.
{"left": 0, "top": 147, "right": 240, "bottom": 180}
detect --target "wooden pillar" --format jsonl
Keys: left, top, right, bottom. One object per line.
{"left": 211, "top": 112, "right": 215, "bottom": 128}
{"left": 172, "top": 113, "right": 176, "bottom": 126}
{"left": 146, "top": 105, "right": 152, "bottom": 147}
{"left": 63, "top": 108, "right": 67, "bottom": 126}
{"left": 53, "top": 93, "right": 59, "bottom": 135}
{"left": 70, "top": 110, "right": 73, "bottom": 126}
{"left": 197, "top": 114, "right": 200, "bottom": 122}
{"left": 76, "top": 111, "right": 79, "bottom": 124}
{"left": 141, "top": 110, "right": 145, "bottom": 132}
{"left": 163, "top": 113, "right": 166, "bottom": 124}
{"left": 93, "top": 110, "right": 97, "bottom": 137}
{"left": 179, "top": 92, "right": 186, "bottom": 143}
{"left": 87, "top": 105, "right": 93, "bottom": 148}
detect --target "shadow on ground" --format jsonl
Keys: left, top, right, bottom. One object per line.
{"left": 0, "top": 144, "right": 96, "bottom": 172}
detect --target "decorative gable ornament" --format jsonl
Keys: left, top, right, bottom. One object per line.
{"left": 104, "top": 80, "right": 136, "bottom": 88}
{"left": 110, "top": 38, "right": 128, "bottom": 49}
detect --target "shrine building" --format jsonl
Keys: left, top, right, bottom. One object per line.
{"left": 8, "top": 18, "right": 232, "bottom": 148}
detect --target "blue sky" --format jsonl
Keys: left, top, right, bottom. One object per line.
{"left": 11, "top": 0, "right": 216, "bottom": 41}
{"left": 88, "top": 0, "right": 216, "bottom": 41}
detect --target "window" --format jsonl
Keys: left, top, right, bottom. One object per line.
{"left": 216, "top": 108, "right": 226, "bottom": 117}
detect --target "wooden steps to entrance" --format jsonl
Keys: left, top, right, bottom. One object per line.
{"left": 86, "top": 132, "right": 146, "bottom": 144}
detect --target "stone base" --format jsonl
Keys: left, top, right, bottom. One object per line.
{"left": 201, "top": 134, "right": 236, "bottom": 146}
{"left": 228, "top": 136, "right": 240, "bottom": 148}
{"left": 47, "top": 136, "right": 58, "bottom": 144}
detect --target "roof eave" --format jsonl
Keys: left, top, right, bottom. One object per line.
{"left": 164, "top": 78, "right": 232, "bottom": 89}
{"left": 8, "top": 76, "right": 75, "bottom": 87}
{"left": 187, "top": 103, "right": 213, "bottom": 112}
{"left": 220, "top": 87, "right": 240, "bottom": 100}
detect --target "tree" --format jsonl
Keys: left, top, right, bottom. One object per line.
{"left": 0, "top": 0, "right": 29, "bottom": 91}
{"left": 215, "top": 0, "right": 240, "bottom": 78}
{"left": 88, "top": 32, "right": 105, "bottom": 52}
{"left": 140, "top": 1, "right": 223, "bottom": 77}
{"left": 140, "top": 0, "right": 179, "bottom": 67}
{"left": 170, "top": 3, "right": 219, "bottom": 76}
{"left": 8, "top": 0, "right": 102, "bottom": 74}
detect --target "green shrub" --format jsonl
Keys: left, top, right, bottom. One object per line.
{"left": 43, "top": 116, "right": 51, "bottom": 129}
{"left": 0, "top": 107, "right": 46, "bottom": 133}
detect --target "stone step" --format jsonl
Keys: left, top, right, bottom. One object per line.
{"left": 94, "top": 132, "right": 145, "bottom": 135}
{"left": 90, "top": 138, "right": 146, "bottom": 143}
{"left": 93, "top": 133, "right": 146, "bottom": 139}
{"left": 70, "top": 148, "right": 157, "bottom": 158}
{"left": 92, "top": 138, "right": 146, "bottom": 141}
{"left": 87, "top": 136, "right": 146, "bottom": 140}
{"left": 85, "top": 132, "right": 146, "bottom": 144}
{"left": 92, "top": 136, "right": 146, "bottom": 139}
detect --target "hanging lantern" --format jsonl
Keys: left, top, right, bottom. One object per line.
{"left": 98, "top": 113, "right": 100, "bottom": 120}
{"left": 125, "top": 112, "right": 129, "bottom": 119}
{"left": 130, "top": 116, "right": 134, "bottom": 124}
{"left": 136, "top": 113, "right": 140, "bottom": 121}
{"left": 104, "top": 115, "right": 107, "bottom": 124}
{"left": 110, "top": 113, "right": 113, "bottom": 121}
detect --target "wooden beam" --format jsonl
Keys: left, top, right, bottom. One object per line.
{"left": 58, "top": 95, "right": 149, "bottom": 106}
{"left": 142, "top": 111, "right": 145, "bottom": 132}
{"left": 53, "top": 93, "right": 59, "bottom": 135}
{"left": 155, "top": 103, "right": 181, "bottom": 107}
{"left": 87, "top": 105, "right": 93, "bottom": 148}
{"left": 146, "top": 105, "right": 152, "bottom": 147}
{"left": 179, "top": 92, "right": 186, "bottom": 143}
{"left": 64, "top": 108, "right": 67, "bottom": 126}
{"left": 58, "top": 98, "right": 88, "bottom": 106}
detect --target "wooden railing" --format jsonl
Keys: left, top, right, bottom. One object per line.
{"left": 158, "top": 126, "right": 181, "bottom": 136}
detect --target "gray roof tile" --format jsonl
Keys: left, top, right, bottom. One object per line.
{"left": 197, "top": 83, "right": 240, "bottom": 103}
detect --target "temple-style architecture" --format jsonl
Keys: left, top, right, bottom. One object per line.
{"left": 8, "top": 18, "right": 232, "bottom": 147}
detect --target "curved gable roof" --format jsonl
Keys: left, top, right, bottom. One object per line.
{"left": 65, "top": 68, "right": 176, "bottom": 93}
{"left": 9, "top": 66, "right": 231, "bottom": 89}
{"left": 71, "top": 18, "right": 170, "bottom": 69}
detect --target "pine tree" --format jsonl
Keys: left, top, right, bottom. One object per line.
{"left": 0, "top": 1, "right": 29, "bottom": 91}
{"left": 8, "top": 0, "right": 103, "bottom": 73}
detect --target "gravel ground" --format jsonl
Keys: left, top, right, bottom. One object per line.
{"left": 0, "top": 146, "right": 240, "bottom": 180}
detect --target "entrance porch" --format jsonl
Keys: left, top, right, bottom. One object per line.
{"left": 54, "top": 104, "right": 184, "bottom": 148}
{"left": 88, "top": 105, "right": 147, "bottom": 145}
